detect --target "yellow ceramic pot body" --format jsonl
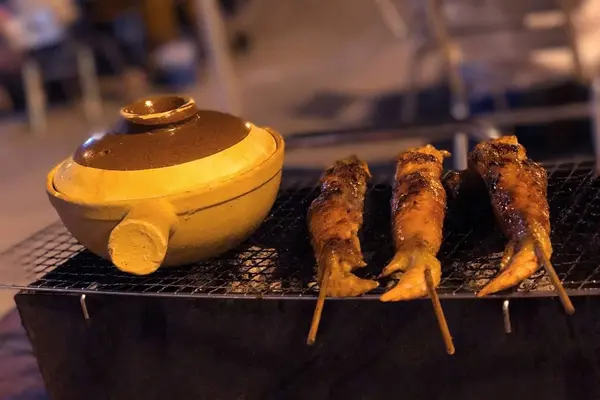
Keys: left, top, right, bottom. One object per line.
{"left": 47, "top": 95, "right": 285, "bottom": 275}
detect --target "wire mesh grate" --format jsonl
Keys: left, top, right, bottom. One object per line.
{"left": 1, "top": 159, "right": 600, "bottom": 299}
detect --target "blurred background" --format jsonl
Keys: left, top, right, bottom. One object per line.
{"left": 3, "top": 0, "right": 600, "bottom": 266}
{"left": 1, "top": 0, "right": 600, "bottom": 397}
{"left": 2, "top": 0, "right": 600, "bottom": 252}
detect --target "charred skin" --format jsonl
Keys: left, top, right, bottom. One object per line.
{"left": 308, "top": 156, "right": 378, "bottom": 297}
{"left": 380, "top": 145, "right": 450, "bottom": 302}
{"left": 468, "top": 135, "right": 552, "bottom": 296}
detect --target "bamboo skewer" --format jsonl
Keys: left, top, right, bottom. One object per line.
{"left": 534, "top": 241, "right": 575, "bottom": 315}
{"left": 307, "top": 265, "right": 331, "bottom": 345}
{"left": 425, "top": 267, "right": 455, "bottom": 355}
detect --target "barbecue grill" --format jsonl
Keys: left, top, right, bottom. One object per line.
{"left": 4, "top": 1, "right": 600, "bottom": 397}
{"left": 4, "top": 159, "right": 600, "bottom": 399}
{"left": 3, "top": 158, "right": 600, "bottom": 299}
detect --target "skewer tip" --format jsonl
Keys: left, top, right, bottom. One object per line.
{"left": 563, "top": 302, "right": 576, "bottom": 316}
{"left": 533, "top": 239, "right": 575, "bottom": 315}
{"left": 424, "top": 267, "right": 456, "bottom": 356}
{"left": 306, "top": 264, "right": 332, "bottom": 346}
{"left": 565, "top": 307, "right": 575, "bottom": 316}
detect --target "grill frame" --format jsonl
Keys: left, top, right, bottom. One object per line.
{"left": 2, "top": 158, "right": 600, "bottom": 300}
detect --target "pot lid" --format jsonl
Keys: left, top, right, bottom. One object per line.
{"left": 75, "top": 95, "right": 252, "bottom": 170}
{"left": 52, "top": 95, "right": 278, "bottom": 202}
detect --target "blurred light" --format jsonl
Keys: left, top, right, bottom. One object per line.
{"left": 83, "top": 132, "right": 106, "bottom": 147}
{"left": 524, "top": 11, "right": 565, "bottom": 30}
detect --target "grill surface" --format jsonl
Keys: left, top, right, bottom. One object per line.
{"left": 1, "top": 159, "right": 600, "bottom": 299}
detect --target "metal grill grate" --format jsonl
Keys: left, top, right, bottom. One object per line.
{"left": 2, "top": 160, "right": 600, "bottom": 299}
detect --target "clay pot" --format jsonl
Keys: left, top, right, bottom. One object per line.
{"left": 47, "top": 95, "right": 285, "bottom": 275}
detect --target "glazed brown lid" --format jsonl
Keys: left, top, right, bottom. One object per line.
{"left": 52, "top": 96, "right": 279, "bottom": 203}
{"left": 74, "top": 95, "right": 251, "bottom": 171}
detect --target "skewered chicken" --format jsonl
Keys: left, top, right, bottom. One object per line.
{"left": 308, "top": 156, "right": 379, "bottom": 297}
{"left": 380, "top": 145, "right": 451, "bottom": 302}
{"left": 468, "top": 136, "right": 552, "bottom": 296}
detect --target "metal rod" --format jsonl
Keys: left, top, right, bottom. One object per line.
{"left": 80, "top": 294, "right": 90, "bottom": 320}
{"left": 557, "top": 0, "right": 584, "bottom": 82}
{"left": 22, "top": 58, "right": 47, "bottom": 135}
{"left": 426, "top": 0, "right": 469, "bottom": 120}
{"left": 194, "top": 0, "right": 242, "bottom": 115}
{"left": 286, "top": 101, "right": 591, "bottom": 151}
{"left": 402, "top": 41, "right": 420, "bottom": 124}
{"left": 77, "top": 45, "right": 103, "bottom": 127}
{"left": 374, "top": 0, "right": 408, "bottom": 40}
{"left": 475, "top": 101, "right": 589, "bottom": 126}
{"left": 502, "top": 300, "right": 512, "bottom": 334}
{"left": 402, "top": 41, "right": 433, "bottom": 124}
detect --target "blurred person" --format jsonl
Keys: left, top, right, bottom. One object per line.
{"left": 219, "top": 0, "right": 252, "bottom": 54}
{"left": 140, "top": 0, "right": 252, "bottom": 88}
{"left": 0, "top": 0, "right": 79, "bottom": 113}
{"left": 82, "top": 0, "right": 149, "bottom": 100}
{"left": 0, "top": 5, "right": 17, "bottom": 112}
{"left": 84, "top": 0, "right": 201, "bottom": 93}
{"left": 141, "top": 0, "right": 199, "bottom": 89}
{"left": 2, "top": 0, "right": 78, "bottom": 50}
{"left": 84, "top": 0, "right": 203, "bottom": 94}
{"left": 147, "top": 0, "right": 252, "bottom": 88}
{"left": 82, "top": 0, "right": 251, "bottom": 95}
{"left": 0, "top": 46, "right": 17, "bottom": 113}
{"left": 140, "top": 0, "right": 252, "bottom": 60}
{"left": 96, "top": 0, "right": 251, "bottom": 90}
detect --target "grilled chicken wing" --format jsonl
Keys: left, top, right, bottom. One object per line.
{"left": 308, "top": 156, "right": 379, "bottom": 297}
{"left": 380, "top": 145, "right": 450, "bottom": 302}
{"left": 468, "top": 136, "right": 552, "bottom": 296}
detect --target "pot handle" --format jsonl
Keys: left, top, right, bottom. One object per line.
{"left": 108, "top": 202, "right": 177, "bottom": 275}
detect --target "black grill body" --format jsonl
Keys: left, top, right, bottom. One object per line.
{"left": 9, "top": 161, "right": 600, "bottom": 399}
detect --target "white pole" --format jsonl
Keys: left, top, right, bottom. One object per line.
{"left": 452, "top": 132, "right": 468, "bottom": 171}
{"left": 22, "top": 58, "right": 47, "bottom": 135}
{"left": 194, "top": 0, "right": 242, "bottom": 115}
{"left": 77, "top": 45, "right": 103, "bottom": 128}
